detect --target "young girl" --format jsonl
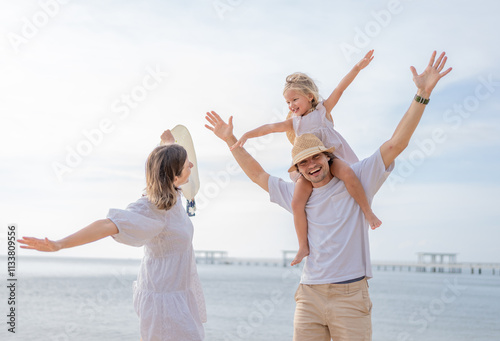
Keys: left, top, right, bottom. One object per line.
{"left": 18, "top": 130, "right": 206, "bottom": 341}
{"left": 231, "top": 50, "right": 381, "bottom": 266}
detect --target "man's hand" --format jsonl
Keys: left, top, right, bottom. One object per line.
{"left": 204, "top": 111, "right": 270, "bottom": 192}
{"left": 380, "top": 51, "right": 452, "bottom": 169}
{"left": 230, "top": 133, "right": 249, "bottom": 151}
{"left": 205, "top": 111, "right": 234, "bottom": 142}
{"left": 411, "top": 51, "right": 452, "bottom": 98}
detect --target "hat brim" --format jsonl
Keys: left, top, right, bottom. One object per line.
{"left": 171, "top": 125, "right": 200, "bottom": 200}
{"left": 287, "top": 146, "right": 335, "bottom": 173}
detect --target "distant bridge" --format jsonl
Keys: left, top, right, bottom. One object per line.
{"left": 372, "top": 261, "right": 500, "bottom": 275}
{"left": 194, "top": 250, "right": 500, "bottom": 275}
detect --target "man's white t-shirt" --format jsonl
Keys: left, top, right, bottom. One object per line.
{"left": 269, "top": 149, "right": 394, "bottom": 284}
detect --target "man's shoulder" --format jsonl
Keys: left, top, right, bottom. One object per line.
{"left": 351, "top": 149, "right": 384, "bottom": 173}
{"left": 350, "top": 148, "right": 395, "bottom": 198}
{"left": 268, "top": 175, "right": 295, "bottom": 191}
{"left": 268, "top": 176, "right": 295, "bottom": 210}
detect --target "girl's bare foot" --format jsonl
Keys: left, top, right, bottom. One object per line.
{"left": 291, "top": 246, "right": 309, "bottom": 266}
{"left": 366, "top": 211, "right": 382, "bottom": 230}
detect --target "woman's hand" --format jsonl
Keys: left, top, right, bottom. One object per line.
{"left": 17, "top": 219, "right": 118, "bottom": 252}
{"left": 205, "top": 111, "right": 234, "bottom": 142}
{"left": 160, "top": 129, "right": 175, "bottom": 145}
{"left": 17, "top": 237, "right": 62, "bottom": 252}
{"left": 411, "top": 51, "right": 452, "bottom": 98}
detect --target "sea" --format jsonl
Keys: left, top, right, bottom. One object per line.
{"left": 1, "top": 256, "right": 499, "bottom": 341}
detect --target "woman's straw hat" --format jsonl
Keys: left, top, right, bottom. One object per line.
{"left": 288, "top": 134, "right": 335, "bottom": 172}
{"left": 171, "top": 125, "right": 199, "bottom": 200}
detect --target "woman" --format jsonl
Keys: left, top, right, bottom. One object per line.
{"left": 18, "top": 130, "right": 206, "bottom": 341}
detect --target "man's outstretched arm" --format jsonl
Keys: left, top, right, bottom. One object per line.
{"left": 205, "top": 111, "right": 270, "bottom": 192}
{"left": 380, "top": 51, "right": 452, "bottom": 168}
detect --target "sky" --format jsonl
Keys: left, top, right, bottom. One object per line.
{"left": 0, "top": 0, "right": 499, "bottom": 263}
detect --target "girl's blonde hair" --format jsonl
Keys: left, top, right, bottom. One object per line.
{"left": 283, "top": 72, "right": 320, "bottom": 109}
{"left": 145, "top": 144, "right": 187, "bottom": 211}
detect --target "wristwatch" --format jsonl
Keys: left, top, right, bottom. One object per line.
{"left": 414, "top": 94, "right": 430, "bottom": 105}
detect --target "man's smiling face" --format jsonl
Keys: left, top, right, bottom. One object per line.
{"left": 296, "top": 152, "right": 333, "bottom": 188}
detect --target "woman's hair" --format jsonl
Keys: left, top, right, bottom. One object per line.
{"left": 283, "top": 72, "right": 321, "bottom": 109}
{"left": 145, "top": 144, "right": 187, "bottom": 211}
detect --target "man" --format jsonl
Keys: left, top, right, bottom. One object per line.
{"left": 205, "top": 51, "right": 451, "bottom": 340}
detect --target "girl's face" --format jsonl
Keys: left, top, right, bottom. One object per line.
{"left": 173, "top": 157, "right": 193, "bottom": 187}
{"left": 284, "top": 89, "right": 313, "bottom": 116}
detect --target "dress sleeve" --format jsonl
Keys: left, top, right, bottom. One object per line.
{"left": 107, "top": 198, "right": 165, "bottom": 247}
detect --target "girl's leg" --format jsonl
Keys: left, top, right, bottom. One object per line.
{"left": 331, "top": 158, "right": 382, "bottom": 229}
{"left": 291, "top": 176, "right": 313, "bottom": 266}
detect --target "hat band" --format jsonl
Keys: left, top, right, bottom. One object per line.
{"left": 292, "top": 146, "right": 327, "bottom": 166}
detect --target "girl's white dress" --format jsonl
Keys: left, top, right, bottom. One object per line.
{"left": 292, "top": 101, "right": 359, "bottom": 164}
{"left": 107, "top": 193, "right": 206, "bottom": 341}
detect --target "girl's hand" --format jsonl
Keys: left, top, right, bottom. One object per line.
{"left": 160, "top": 129, "right": 175, "bottom": 145}
{"left": 205, "top": 111, "right": 234, "bottom": 142}
{"left": 17, "top": 237, "right": 62, "bottom": 252}
{"left": 230, "top": 133, "right": 249, "bottom": 151}
{"left": 356, "top": 49, "right": 374, "bottom": 70}
{"left": 410, "top": 51, "right": 452, "bottom": 98}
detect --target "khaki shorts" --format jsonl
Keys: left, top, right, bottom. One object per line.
{"left": 293, "top": 278, "right": 372, "bottom": 341}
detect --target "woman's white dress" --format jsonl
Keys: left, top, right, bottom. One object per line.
{"left": 107, "top": 194, "right": 206, "bottom": 341}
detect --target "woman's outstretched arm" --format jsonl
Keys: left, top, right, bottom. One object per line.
{"left": 18, "top": 219, "right": 119, "bottom": 252}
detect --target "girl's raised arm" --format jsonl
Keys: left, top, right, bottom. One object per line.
{"left": 18, "top": 219, "right": 119, "bottom": 252}
{"left": 230, "top": 119, "right": 293, "bottom": 150}
{"left": 324, "top": 50, "right": 374, "bottom": 114}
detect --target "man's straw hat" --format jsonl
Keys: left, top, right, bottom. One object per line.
{"left": 288, "top": 134, "right": 335, "bottom": 172}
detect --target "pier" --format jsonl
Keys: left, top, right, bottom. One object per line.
{"left": 373, "top": 252, "right": 500, "bottom": 275}
{"left": 372, "top": 261, "right": 500, "bottom": 275}
{"left": 417, "top": 252, "right": 457, "bottom": 264}
{"left": 194, "top": 250, "right": 500, "bottom": 274}
{"left": 194, "top": 250, "right": 282, "bottom": 266}
{"left": 194, "top": 250, "right": 228, "bottom": 264}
